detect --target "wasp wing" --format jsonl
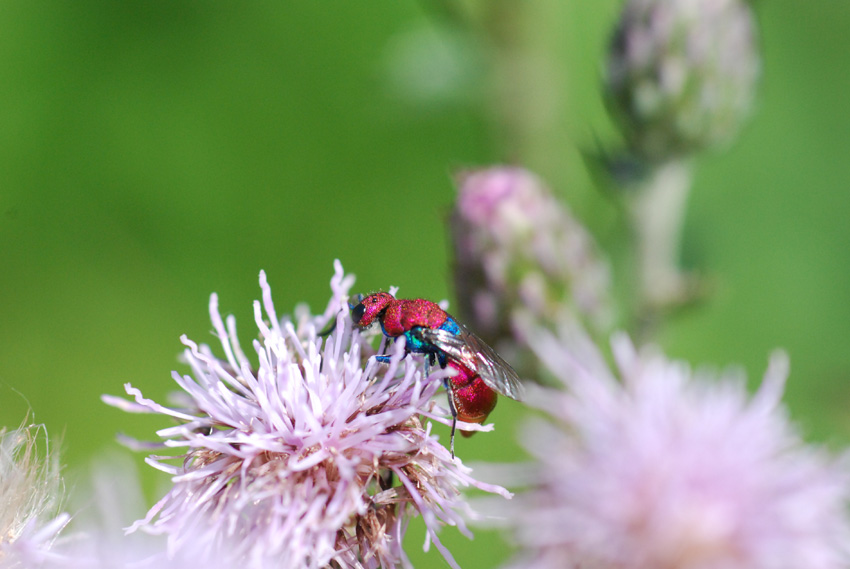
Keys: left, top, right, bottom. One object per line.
{"left": 414, "top": 325, "right": 525, "bottom": 401}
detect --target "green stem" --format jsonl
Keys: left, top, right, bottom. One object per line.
{"left": 482, "top": 2, "right": 565, "bottom": 174}
{"left": 629, "top": 159, "right": 695, "bottom": 334}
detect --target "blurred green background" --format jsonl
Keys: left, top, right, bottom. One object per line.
{"left": 1, "top": 1, "right": 849, "bottom": 567}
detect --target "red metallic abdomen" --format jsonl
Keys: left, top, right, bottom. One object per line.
{"left": 381, "top": 298, "right": 448, "bottom": 337}
{"left": 448, "top": 361, "right": 498, "bottom": 437}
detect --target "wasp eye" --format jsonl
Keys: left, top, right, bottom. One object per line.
{"left": 351, "top": 303, "right": 366, "bottom": 324}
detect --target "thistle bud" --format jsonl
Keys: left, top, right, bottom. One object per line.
{"left": 607, "top": 0, "right": 760, "bottom": 162}
{"left": 450, "top": 167, "right": 612, "bottom": 355}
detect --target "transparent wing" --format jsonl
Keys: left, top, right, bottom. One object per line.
{"left": 415, "top": 325, "right": 525, "bottom": 401}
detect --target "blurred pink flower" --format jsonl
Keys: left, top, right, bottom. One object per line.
{"left": 503, "top": 324, "right": 850, "bottom": 569}
{"left": 451, "top": 167, "right": 613, "bottom": 357}
{"left": 104, "top": 261, "right": 509, "bottom": 569}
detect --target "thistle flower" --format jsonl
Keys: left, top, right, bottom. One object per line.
{"left": 451, "top": 167, "right": 613, "bottom": 358}
{"left": 0, "top": 423, "right": 69, "bottom": 566}
{"left": 104, "top": 261, "right": 510, "bottom": 569}
{"left": 607, "top": 0, "right": 760, "bottom": 162}
{"left": 502, "top": 324, "right": 850, "bottom": 569}
{"left": 27, "top": 456, "right": 238, "bottom": 569}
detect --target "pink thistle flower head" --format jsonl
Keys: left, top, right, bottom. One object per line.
{"left": 503, "top": 323, "right": 850, "bottom": 569}
{"left": 104, "top": 261, "right": 510, "bottom": 569}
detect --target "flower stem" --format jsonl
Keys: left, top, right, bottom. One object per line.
{"left": 482, "top": 2, "right": 565, "bottom": 174}
{"left": 628, "top": 159, "right": 695, "bottom": 335}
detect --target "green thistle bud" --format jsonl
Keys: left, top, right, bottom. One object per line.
{"left": 607, "top": 0, "right": 760, "bottom": 162}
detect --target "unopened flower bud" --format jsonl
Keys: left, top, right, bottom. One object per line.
{"left": 607, "top": 0, "right": 760, "bottom": 162}
{"left": 450, "top": 167, "right": 613, "bottom": 354}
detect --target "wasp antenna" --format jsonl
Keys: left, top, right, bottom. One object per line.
{"left": 318, "top": 318, "right": 337, "bottom": 338}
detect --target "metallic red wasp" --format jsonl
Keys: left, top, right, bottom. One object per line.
{"left": 351, "top": 292, "right": 523, "bottom": 455}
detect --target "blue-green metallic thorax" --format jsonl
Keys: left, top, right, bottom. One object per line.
{"left": 377, "top": 317, "right": 461, "bottom": 368}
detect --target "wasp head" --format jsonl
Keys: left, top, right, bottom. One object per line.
{"left": 351, "top": 292, "right": 395, "bottom": 328}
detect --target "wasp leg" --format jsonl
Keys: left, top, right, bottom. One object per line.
{"left": 443, "top": 378, "right": 458, "bottom": 458}
{"left": 373, "top": 336, "right": 395, "bottom": 364}
{"left": 425, "top": 351, "right": 442, "bottom": 381}
{"left": 379, "top": 469, "right": 394, "bottom": 490}
{"left": 437, "top": 350, "right": 448, "bottom": 368}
